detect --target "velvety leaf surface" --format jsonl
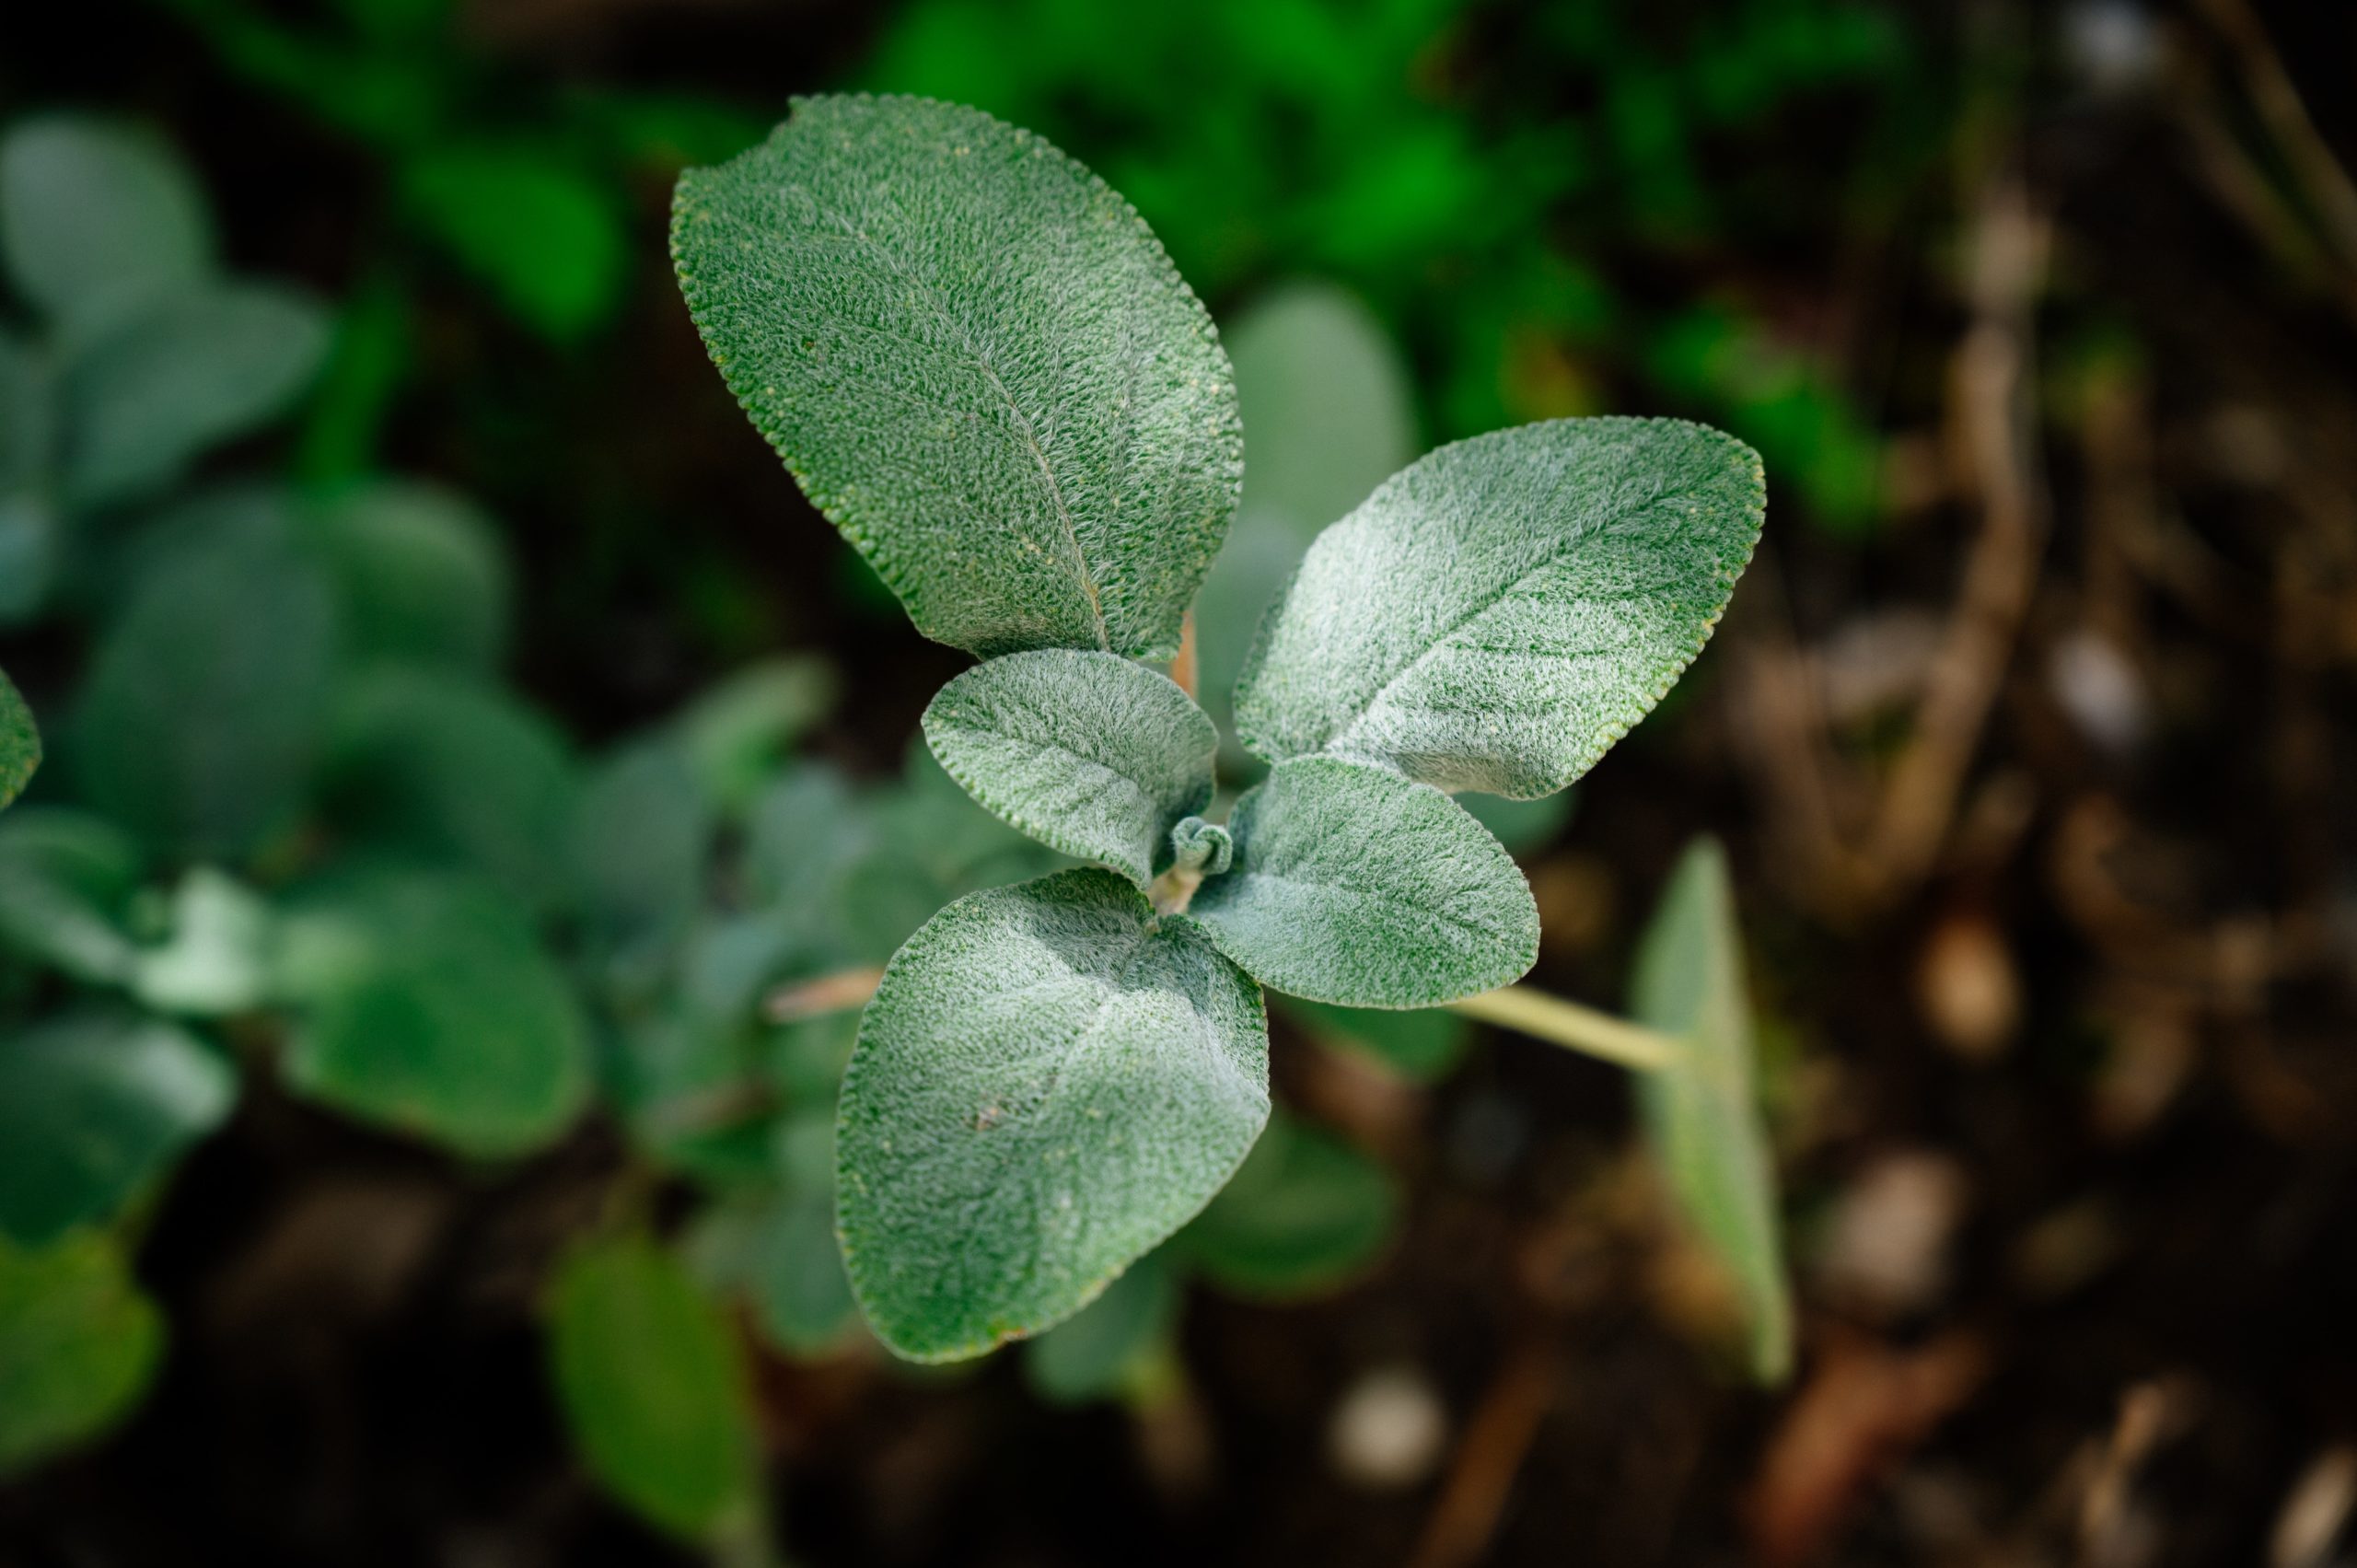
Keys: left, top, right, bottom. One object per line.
{"left": 1235, "top": 417, "right": 1763, "bottom": 797}
{"left": 60, "top": 282, "right": 331, "bottom": 508}
{"left": 547, "top": 1235, "right": 759, "bottom": 1539}
{"left": 1177, "top": 1109, "right": 1397, "bottom": 1298}
{"left": 1188, "top": 757, "right": 1538, "bottom": 1007}
{"left": 923, "top": 650, "right": 1215, "bottom": 887}
{"left": 0, "top": 1010, "right": 237, "bottom": 1245}
{"left": 0, "top": 667, "right": 36, "bottom": 809}
{"left": 672, "top": 94, "right": 1241, "bottom": 659}
{"left": 0, "top": 1231, "right": 164, "bottom": 1478}
{"left": 278, "top": 871, "right": 590, "bottom": 1156}
{"left": 1023, "top": 1248, "right": 1178, "bottom": 1404}
{"left": 0, "top": 117, "right": 209, "bottom": 337}
{"left": 1631, "top": 837, "right": 1793, "bottom": 1384}
{"left": 836, "top": 867, "right": 1268, "bottom": 1362}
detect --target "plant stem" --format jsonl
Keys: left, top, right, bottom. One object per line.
{"left": 1447, "top": 986, "right": 1683, "bottom": 1074}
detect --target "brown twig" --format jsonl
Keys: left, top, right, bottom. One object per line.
{"left": 763, "top": 966, "right": 886, "bottom": 1023}
{"left": 1169, "top": 609, "right": 1198, "bottom": 698}
{"left": 1406, "top": 1334, "right": 1562, "bottom": 1568}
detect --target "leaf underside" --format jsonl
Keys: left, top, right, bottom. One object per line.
{"left": 836, "top": 867, "right": 1268, "bottom": 1362}
{"left": 1631, "top": 837, "right": 1794, "bottom": 1385}
{"left": 1236, "top": 416, "right": 1764, "bottom": 798}
{"left": 923, "top": 649, "right": 1214, "bottom": 888}
{"left": 672, "top": 94, "right": 1242, "bottom": 659}
{"left": 1188, "top": 756, "right": 1538, "bottom": 1008}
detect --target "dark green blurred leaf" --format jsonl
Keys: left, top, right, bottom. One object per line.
{"left": 574, "top": 739, "right": 710, "bottom": 946}
{"left": 1458, "top": 789, "right": 1575, "bottom": 857}
{"left": 671, "top": 657, "right": 835, "bottom": 817}
{"left": 0, "top": 668, "right": 37, "bottom": 809}
{"left": 547, "top": 1234, "right": 759, "bottom": 1540}
{"left": 0, "top": 808, "right": 144, "bottom": 982}
{"left": 401, "top": 145, "right": 628, "bottom": 342}
{"left": 1280, "top": 996, "right": 1469, "bottom": 1082}
{"left": 313, "top": 481, "right": 506, "bottom": 675}
{"left": 0, "top": 1230, "right": 164, "bottom": 1478}
{"left": 321, "top": 669, "right": 579, "bottom": 911}
{"left": 1631, "top": 837, "right": 1792, "bottom": 1385}
{"left": 1178, "top": 1109, "right": 1396, "bottom": 1299}
{"left": 296, "top": 275, "right": 412, "bottom": 482}
{"left": 71, "top": 520, "right": 337, "bottom": 859}
{"left": 0, "top": 1009, "right": 236, "bottom": 1245}
{"left": 277, "top": 869, "right": 590, "bottom": 1156}
{"left": 0, "top": 117, "right": 210, "bottom": 340}
{"left": 60, "top": 282, "right": 331, "bottom": 509}
{"left": 1023, "top": 1249, "right": 1178, "bottom": 1406}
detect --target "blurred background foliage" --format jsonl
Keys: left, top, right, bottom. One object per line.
{"left": 6, "top": 0, "right": 2357, "bottom": 1565}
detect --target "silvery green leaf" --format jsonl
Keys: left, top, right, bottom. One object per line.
{"left": 60, "top": 281, "right": 331, "bottom": 509}
{"left": 1023, "top": 1249, "right": 1178, "bottom": 1405}
{"left": 0, "top": 117, "right": 209, "bottom": 338}
{"left": 923, "top": 650, "right": 1215, "bottom": 888}
{"left": 0, "top": 1009, "right": 237, "bottom": 1245}
{"left": 1176, "top": 1109, "right": 1397, "bottom": 1299}
{"left": 546, "top": 1235, "right": 759, "bottom": 1540}
{"left": 672, "top": 95, "right": 1241, "bottom": 659}
{"left": 1194, "top": 283, "right": 1417, "bottom": 744}
{"left": 313, "top": 482, "right": 509, "bottom": 675}
{"left": 1631, "top": 838, "right": 1792, "bottom": 1385}
{"left": 1187, "top": 757, "right": 1538, "bottom": 1008}
{"left": 1235, "top": 417, "right": 1764, "bottom": 798}
{"left": 71, "top": 521, "right": 338, "bottom": 859}
{"left": 0, "top": 809, "right": 143, "bottom": 981}
{"left": 277, "top": 870, "right": 591, "bottom": 1157}
{"left": 131, "top": 868, "right": 276, "bottom": 1016}
{"left": 320, "top": 669, "right": 580, "bottom": 912}
{"left": 0, "top": 1231, "right": 164, "bottom": 1479}
{"left": 0, "top": 667, "right": 36, "bottom": 809}
{"left": 836, "top": 867, "right": 1268, "bottom": 1362}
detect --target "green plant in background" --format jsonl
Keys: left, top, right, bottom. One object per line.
{"left": 671, "top": 96, "right": 1778, "bottom": 1365}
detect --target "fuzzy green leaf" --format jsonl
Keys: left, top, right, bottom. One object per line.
{"left": 277, "top": 871, "right": 591, "bottom": 1156}
{"left": 0, "top": 117, "right": 209, "bottom": 338}
{"left": 0, "top": 1010, "right": 237, "bottom": 1245}
{"left": 1235, "top": 417, "right": 1763, "bottom": 798}
{"left": 0, "top": 1231, "right": 164, "bottom": 1478}
{"left": 547, "top": 1235, "right": 760, "bottom": 1540}
{"left": 1177, "top": 1110, "right": 1397, "bottom": 1298}
{"left": 1188, "top": 757, "right": 1538, "bottom": 1008}
{"left": 1631, "top": 838, "right": 1793, "bottom": 1385}
{"left": 671, "top": 95, "right": 1241, "bottom": 659}
{"left": 0, "top": 667, "right": 37, "bottom": 809}
{"left": 836, "top": 867, "right": 1268, "bottom": 1362}
{"left": 60, "top": 282, "right": 331, "bottom": 508}
{"left": 923, "top": 650, "right": 1215, "bottom": 888}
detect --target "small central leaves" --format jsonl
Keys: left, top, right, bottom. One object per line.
{"left": 1167, "top": 816, "right": 1231, "bottom": 876}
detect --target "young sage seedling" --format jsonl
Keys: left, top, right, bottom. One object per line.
{"left": 673, "top": 94, "right": 1764, "bottom": 1362}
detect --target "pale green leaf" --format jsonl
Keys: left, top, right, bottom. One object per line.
{"left": 0, "top": 808, "right": 144, "bottom": 981}
{"left": 278, "top": 871, "right": 591, "bottom": 1156}
{"left": 1194, "top": 282, "right": 1417, "bottom": 741}
{"left": 0, "top": 1230, "right": 164, "bottom": 1478}
{"left": 0, "top": 117, "right": 209, "bottom": 337}
{"left": 1188, "top": 757, "right": 1538, "bottom": 1008}
{"left": 1177, "top": 1110, "right": 1397, "bottom": 1299}
{"left": 1023, "top": 1248, "right": 1178, "bottom": 1405}
{"left": 1235, "top": 417, "right": 1764, "bottom": 798}
{"left": 61, "top": 282, "right": 331, "bottom": 508}
{"left": 837, "top": 867, "right": 1268, "bottom": 1361}
{"left": 672, "top": 94, "right": 1241, "bottom": 659}
{"left": 547, "top": 1235, "right": 759, "bottom": 1539}
{"left": 0, "top": 1010, "right": 237, "bottom": 1245}
{"left": 1631, "top": 838, "right": 1793, "bottom": 1385}
{"left": 313, "top": 481, "right": 509, "bottom": 674}
{"left": 131, "top": 868, "right": 277, "bottom": 1016}
{"left": 923, "top": 650, "right": 1214, "bottom": 888}
{"left": 0, "top": 666, "right": 37, "bottom": 809}
{"left": 72, "top": 522, "right": 338, "bottom": 859}
{"left": 319, "top": 669, "right": 580, "bottom": 911}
